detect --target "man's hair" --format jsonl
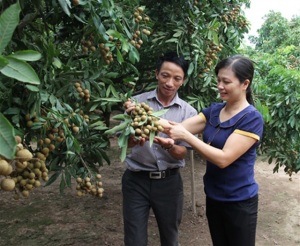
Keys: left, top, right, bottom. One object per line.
{"left": 156, "top": 51, "right": 189, "bottom": 78}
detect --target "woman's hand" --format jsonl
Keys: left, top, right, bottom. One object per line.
{"left": 164, "top": 121, "right": 189, "bottom": 141}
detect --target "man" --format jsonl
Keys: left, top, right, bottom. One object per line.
{"left": 122, "top": 51, "right": 197, "bottom": 246}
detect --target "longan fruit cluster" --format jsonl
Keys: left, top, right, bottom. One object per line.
{"left": 36, "top": 126, "right": 65, "bottom": 155}
{"left": 75, "top": 174, "right": 104, "bottom": 198}
{"left": 237, "top": 16, "right": 248, "bottom": 29}
{"left": 74, "top": 81, "right": 90, "bottom": 103}
{"left": 205, "top": 43, "right": 223, "bottom": 67}
{"left": 25, "top": 112, "right": 39, "bottom": 128}
{"left": 11, "top": 158, "right": 49, "bottom": 199}
{"left": 81, "top": 38, "right": 97, "bottom": 54}
{"left": 132, "top": 7, "right": 151, "bottom": 46}
{"left": 130, "top": 30, "right": 144, "bottom": 49}
{"left": 199, "top": 43, "right": 223, "bottom": 77}
{"left": 222, "top": 5, "right": 241, "bottom": 23}
{"left": 0, "top": 136, "right": 49, "bottom": 199}
{"left": 99, "top": 41, "right": 114, "bottom": 65}
{"left": 133, "top": 7, "right": 150, "bottom": 23}
{"left": 130, "top": 102, "right": 164, "bottom": 138}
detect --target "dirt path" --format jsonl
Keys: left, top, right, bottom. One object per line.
{"left": 0, "top": 144, "right": 299, "bottom": 246}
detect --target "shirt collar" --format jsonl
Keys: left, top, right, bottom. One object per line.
{"left": 210, "top": 103, "right": 255, "bottom": 128}
{"left": 147, "top": 89, "right": 181, "bottom": 108}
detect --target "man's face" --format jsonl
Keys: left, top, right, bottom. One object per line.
{"left": 156, "top": 61, "right": 185, "bottom": 99}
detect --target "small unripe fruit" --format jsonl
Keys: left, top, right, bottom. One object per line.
{"left": 16, "top": 149, "right": 33, "bottom": 162}
{"left": 72, "top": 126, "right": 80, "bottom": 133}
{"left": 0, "top": 160, "right": 9, "bottom": 175}
{"left": 44, "top": 138, "right": 51, "bottom": 145}
{"left": 26, "top": 120, "right": 33, "bottom": 128}
{"left": 34, "top": 180, "right": 41, "bottom": 187}
{"left": 22, "top": 190, "right": 30, "bottom": 198}
{"left": 15, "top": 135, "right": 22, "bottom": 144}
{"left": 1, "top": 178, "right": 15, "bottom": 191}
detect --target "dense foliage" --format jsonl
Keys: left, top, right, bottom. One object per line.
{"left": 1, "top": 0, "right": 298, "bottom": 197}
{"left": 0, "top": 0, "right": 252, "bottom": 192}
{"left": 244, "top": 12, "right": 300, "bottom": 175}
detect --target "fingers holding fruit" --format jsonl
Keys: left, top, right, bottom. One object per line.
{"left": 128, "top": 135, "right": 146, "bottom": 147}
{"left": 124, "top": 98, "right": 136, "bottom": 113}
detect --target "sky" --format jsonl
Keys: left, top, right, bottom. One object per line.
{"left": 243, "top": 0, "right": 300, "bottom": 43}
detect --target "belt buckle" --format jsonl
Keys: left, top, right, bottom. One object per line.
{"left": 149, "top": 171, "right": 165, "bottom": 179}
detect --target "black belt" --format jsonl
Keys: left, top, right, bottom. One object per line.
{"left": 129, "top": 168, "right": 179, "bottom": 179}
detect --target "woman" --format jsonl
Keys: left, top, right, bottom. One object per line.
{"left": 162, "top": 55, "right": 264, "bottom": 246}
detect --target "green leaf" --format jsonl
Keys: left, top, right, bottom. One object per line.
{"left": 104, "top": 121, "right": 129, "bottom": 135}
{"left": 25, "top": 84, "right": 39, "bottom": 92}
{"left": 0, "top": 3, "right": 21, "bottom": 54}
{"left": 58, "top": 0, "right": 71, "bottom": 16}
{"left": 118, "top": 132, "right": 127, "bottom": 147}
{"left": 0, "top": 57, "right": 40, "bottom": 84}
{"left": 120, "top": 138, "right": 128, "bottom": 162}
{"left": 0, "top": 113, "right": 16, "bottom": 160}
{"left": 112, "top": 114, "right": 131, "bottom": 121}
{"left": 149, "top": 131, "right": 155, "bottom": 147}
{"left": 0, "top": 55, "right": 8, "bottom": 69}
{"left": 45, "top": 172, "right": 61, "bottom": 187}
{"left": 9, "top": 50, "right": 42, "bottom": 61}
{"left": 60, "top": 173, "right": 66, "bottom": 193}
{"left": 116, "top": 48, "right": 124, "bottom": 64}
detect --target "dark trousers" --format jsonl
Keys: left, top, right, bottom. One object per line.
{"left": 206, "top": 195, "right": 258, "bottom": 246}
{"left": 122, "top": 169, "right": 183, "bottom": 246}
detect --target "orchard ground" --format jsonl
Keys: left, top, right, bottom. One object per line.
{"left": 0, "top": 137, "right": 299, "bottom": 246}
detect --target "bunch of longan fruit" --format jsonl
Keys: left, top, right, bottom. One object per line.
{"left": 130, "top": 102, "right": 164, "bottom": 139}
{"left": 0, "top": 136, "right": 49, "bottom": 199}
{"left": 75, "top": 174, "right": 104, "bottom": 198}
{"left": 74, "top": 81, "right": 91, "bottom": 103}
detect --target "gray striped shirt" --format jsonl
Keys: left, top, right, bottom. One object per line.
{"left": 125, "top": 89, "right": 197, "bottom": 171}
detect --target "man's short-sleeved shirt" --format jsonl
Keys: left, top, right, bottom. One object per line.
{"left": 125, "top": 89, "right": 197, "bottom": 172}
{"left": 201, "top": 102, "right": 264, "bottom": 202}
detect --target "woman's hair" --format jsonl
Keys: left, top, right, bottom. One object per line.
{"left": 215, "top": 55, "right": 255, "bottom": 105}
{"left": 156, "top": 51, "right": 189, "bottom": 78}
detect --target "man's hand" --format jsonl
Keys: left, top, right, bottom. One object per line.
{"left": 154, "top": 136, "right": 175, "bottom": 149}
{"left": 123, "top": 98, "right": 136, "bottom": 113}
{"left": 128, "top": 135, "right": 147, "bottom": 148}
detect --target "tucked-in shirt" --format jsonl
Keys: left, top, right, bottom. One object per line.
{"left": 125, "top": 89, "right": 197, "bottom": 172}
{"left": 201, "top": 102, "right": 264, "bottom": 202}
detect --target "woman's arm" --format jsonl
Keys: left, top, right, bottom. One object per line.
{"left": 166, "top": 123, "right": 257, "bottom": 168}
{"left": 159, "top": 114, "right": 206, "bottom": 135}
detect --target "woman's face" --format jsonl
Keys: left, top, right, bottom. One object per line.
{"left": 156, "top": 61, "right": 184, "bottom": 99}
{"left": 216, "top": 67, "right": 248, "bottom": 103}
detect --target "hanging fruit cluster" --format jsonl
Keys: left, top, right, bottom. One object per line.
{"left": 75, "top": 174, "right": 104, "bottom": 198}
{"left": 199, "top": 43, "right": 223, "bottom": 78}
{"left": 74, "top": 81, "right": 91, "bottom": 103}
{"left": 0, "top": 136, "right": 49, "bottom": 199}
{"left": 222, "top": 5, "right": 241, "bottom": 23}
{"left": 131, "top": 6, "right": 151, "bottom": 49}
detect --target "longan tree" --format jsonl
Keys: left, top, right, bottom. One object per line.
{"left": 0, "top": 0, "right": 252, "bottom": 197}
